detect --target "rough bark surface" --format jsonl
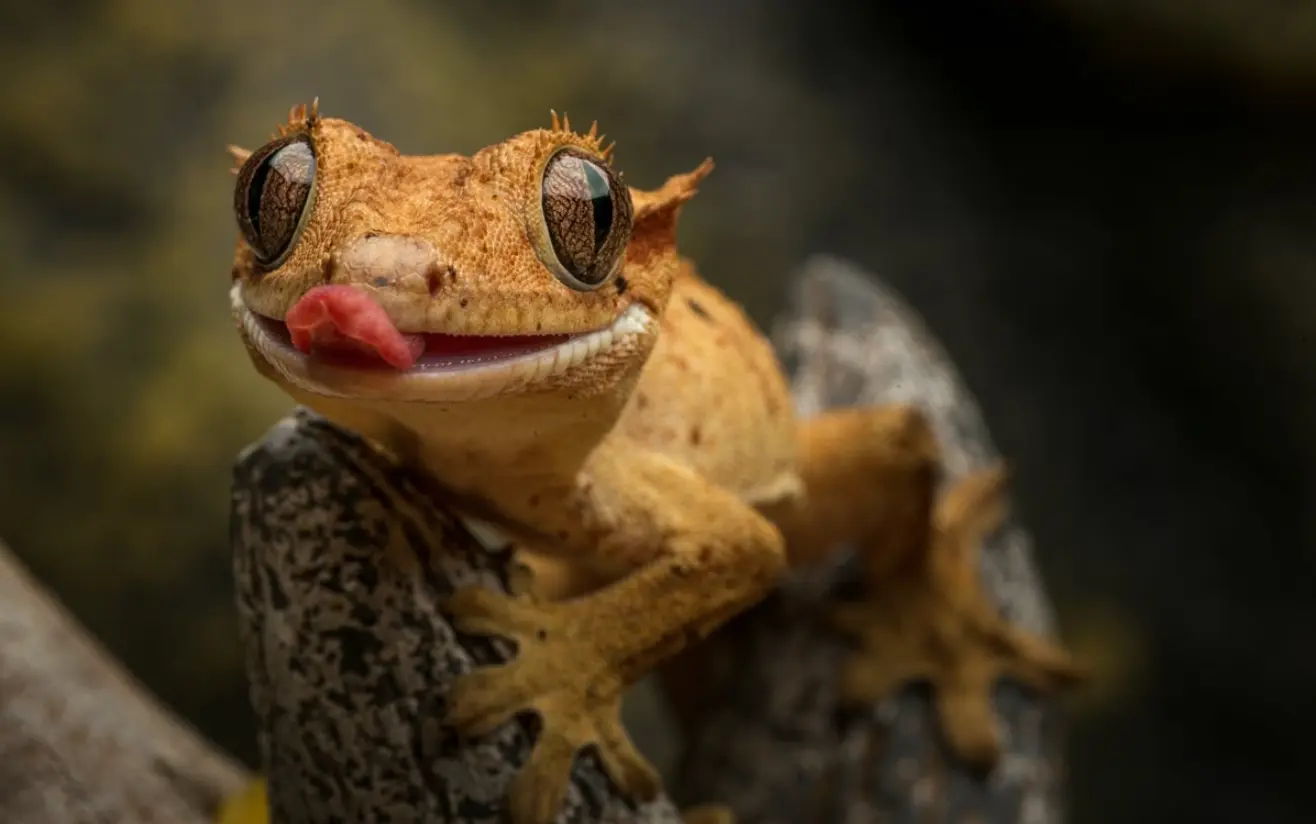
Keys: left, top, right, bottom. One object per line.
{"left": 672, "top": 256, "right": 1070, "bottom": 824}
{"left": 0, "top": 541, "right": 249, "bottom": 824}
{"left": 229, "top": 411, "right": 684, "bottom": 824}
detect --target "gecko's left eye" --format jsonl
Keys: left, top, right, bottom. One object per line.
{"left": 233, "top": 134, "right": 318, "bottom": 269}
{"left": 534, "top": 147, "right": 633, "bottom": 291}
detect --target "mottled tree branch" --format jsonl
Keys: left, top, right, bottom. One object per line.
{"left": 0, "top": 540, "right": 249, "bottom": 824}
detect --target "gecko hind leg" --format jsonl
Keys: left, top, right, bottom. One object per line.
{"left": 772, "top": 405, "right": 1085, "bottom": 769}
{"left": 830, "top": 466, "right": 1084, "bottom": 766}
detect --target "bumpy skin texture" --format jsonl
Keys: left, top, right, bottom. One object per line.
{"left": 227, "top": 102, "right": 1082, "bottom": 824}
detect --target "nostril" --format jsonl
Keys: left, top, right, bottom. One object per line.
{"left": 425, "top": 262, "right": 457, "bottom": 297}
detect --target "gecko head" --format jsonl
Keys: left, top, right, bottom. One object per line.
{"left": 228, "top": 101, "right": 711, "bottom": 414}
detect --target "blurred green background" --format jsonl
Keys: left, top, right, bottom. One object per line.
{"left": 2, "top": 2, "right": 1314, "bottom": 822}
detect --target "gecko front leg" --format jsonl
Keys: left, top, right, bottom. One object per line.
{"left": 442, "top": 440, "right": 786, "bottom": 824}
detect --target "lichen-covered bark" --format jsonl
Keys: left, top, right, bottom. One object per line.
{"left": 229, "top": 411, "right": 683, "bottom": 824}
{"left": 0, "top": 541, "right": 249, "bottom": 824}
{"left": 671, "top": 256, "right": 1069, "bottom": 824}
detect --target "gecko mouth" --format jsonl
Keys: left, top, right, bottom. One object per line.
{"left": 232, "top": 283, "right": 653, "bottom": 401}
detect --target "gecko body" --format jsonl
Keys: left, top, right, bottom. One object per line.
{"left": 227, "top": 102, "right": 1082, "bottom": 824}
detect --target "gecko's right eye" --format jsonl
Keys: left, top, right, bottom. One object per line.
{"left": 234, "top": 134, "right": 318, "bottom": 269}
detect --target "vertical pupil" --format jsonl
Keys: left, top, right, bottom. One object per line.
{"left": 582, "top": 161, "right": 612, "bottom": 253}
{"left": 246, "top": 157, "right": 273, "bottom": 245}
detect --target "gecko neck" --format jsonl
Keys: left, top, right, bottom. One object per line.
{"left": 291, "top": 381, "right": 634, "bottom": 501}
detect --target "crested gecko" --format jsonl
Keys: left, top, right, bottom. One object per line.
{"left": 224, "top": 101, "right": 1083, "bottom": 824}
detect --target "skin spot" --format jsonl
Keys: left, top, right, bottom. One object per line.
{"left": 373, "top": 276, "right": 390, "bottom": 287}
{"left": 696, "top": 546, "right": 713, "bottom": 564}
{"left": 528, "top": 494, "right": 540, "bottom": 508}
{"left": 615, "top": 275, "right": 629, "bottom": 294}
{"left": 689, "top": 426, "right": 702, "bottom": 446}
{"left": 536, "top": 628, "right": 548, "bottom": 641}
{"left": 635, "top": 393, "right": 648, "bottom": 410}
{"left": 459, "top": 299, "right": 469, "bottom": 308}
{"left": 320, "top": 253, "right": 338, "bottom": 283}
{"left": 363, "top": 231, "right": 378, "bottom": 240}
{"left": 556, "top": 530, "right": 569, "bottom": 541}
{"left": 686, "top": 298, "right": 713, "bottom": 321}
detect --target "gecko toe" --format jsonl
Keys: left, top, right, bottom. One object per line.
{"left": 594, "top": 704, "right": 662, "bottom": 801}
{"left": 935, "top": 668, "right": 1003, "bottom": 770}
{"left": 442, "top": 584, "right": 545, "bottom": 638}
{"left": 445, "top": 663, "right": 528, "bottom": 736}
{"left": 510, "top": 722, "right": 581, "bottom": 824}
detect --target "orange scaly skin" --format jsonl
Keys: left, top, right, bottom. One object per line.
{"left": 227, "top": 102, "right": 1082, "bottom": 824}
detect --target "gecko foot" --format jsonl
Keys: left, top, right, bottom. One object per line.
{"left": 442, "top": 585, "right": 661, "bottom": 824}
{"left": 828, "top": 466, "right": 1085, "bottom": 769}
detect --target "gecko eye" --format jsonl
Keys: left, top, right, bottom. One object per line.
{"left": 233, "top": 134, "right": 318, "bottom": 269}
{"left": 535, "top": 147, "right": 633, "bottom": 291}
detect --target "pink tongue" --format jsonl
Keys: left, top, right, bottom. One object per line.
{"left": 285, "top": 285, "right": 425, "bottom": 370}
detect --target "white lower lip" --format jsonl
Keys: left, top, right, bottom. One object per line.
{"left": 231, "top": 283, "right": 653, "bottom": 402}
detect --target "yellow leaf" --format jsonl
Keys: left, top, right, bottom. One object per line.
{"left": 216, "top": 777, "right": 268, "bottom": 824}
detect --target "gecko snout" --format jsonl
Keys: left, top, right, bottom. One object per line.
{"left": 330, "top": 233, "right": 455, "bottom": 298}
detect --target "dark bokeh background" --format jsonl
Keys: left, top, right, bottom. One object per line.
{"left": 2, "top": 1, "right": 1312, "bottom": 822}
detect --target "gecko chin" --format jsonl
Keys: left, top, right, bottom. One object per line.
{"left": 230, "top": 283, "right": 654, "bottom": 403}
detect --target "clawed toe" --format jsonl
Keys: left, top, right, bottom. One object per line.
{"left": 592, "top": 701, "right": 662, "bottom": 801}
{"left": 444, "top": 661, "right": 527, "bottom": 736}
{"left": 442, "top": 584, "right": 547, "bottom": 639}
{"left": 509, "top": 721, "right": 582, "bottom": 824}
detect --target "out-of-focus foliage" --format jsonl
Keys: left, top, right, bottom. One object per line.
{"left": 1037, "top": 0, "right": 1316, "bottom": 89}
